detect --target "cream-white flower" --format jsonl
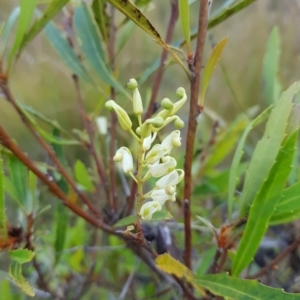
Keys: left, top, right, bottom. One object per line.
{"left": 155, "top": 169, "right": 184, "bottom": 189}
{"left": 143, "top": 134, "right": 152, "bottom": 151}
{"left": 145, "top": 144, "right": 168, "bottom": 165}
{"left": 150, "top": 187, "right": 176, "bottom": 205}
{"left": 140, "top": 201, "right": 162, "bottom": 220}
{"left": 161, "top": 130, "right": 181, "bottom": 153}
{"left": 96, "top": 116, "right": 107, "bottom": 135}
{"left": 148, "top": 156, "right": 177, "bottom": 177}
{"left": 113, "top": 147, "right": 133, "bottom": 174}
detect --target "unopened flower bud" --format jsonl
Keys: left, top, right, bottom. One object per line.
{"left": 127, "top": 78, "right": 138, "bottom": 90}
{"left": 150, "top": 116, "right": 164, "bottom": 128}
{"left": 161, "top": 98, "right": 174, "bottom": 110}
{"left": 140, "top": 201, "right": 162, "bottom": 220}
{"left": 170, "top": 87, "right": 187, "bottom": 116}
{"left": 174, "top": 118, "right": 185, "bottom": 129}
{"left": 105, "top": 100, "right": 132, "bottom": 131}
{"left": 140, "top": 122, "right": 151, "bottom": 138}
{"left": 165, "top": 184, "right": 175, "bottom": 195}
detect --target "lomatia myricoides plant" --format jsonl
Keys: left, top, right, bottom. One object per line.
{"left": 105, "top": 79, "right": 186, "bottom": 228}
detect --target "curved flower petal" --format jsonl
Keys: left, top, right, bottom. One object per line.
{"left": 161, "top": 130, "right": 181, "bottom": 152}
{"left": 149, "top": 156, "right": 177, "bottom": 177}
{"left": 140, "top": 201, "right": 162, "bottom": 220}
{"left": 145, "top": 144, "right": 168, "bottom": 165}
{"left": 155, "top": 170, "right": 178, "bottom": 189}
{"left": 143, "top": 134, "right": 152, "bottom": 151}
{"left": 114, "top": 147, "right": 133, "bottom": 173}
{"left": 150, "top": 187, "right": 176, "bottom": 205}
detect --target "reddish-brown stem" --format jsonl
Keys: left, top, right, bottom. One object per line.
{"left": 246, "top": 238, "right": 300, "bottom": 279}
{"left": 108, "top": 5, "right": 118, "bottom": 212}
{"left": 0, "top": 126, "right": 115, "bottom": 234}
{"left": 184, "top": 0, "right": 208, "bottom": 269}
{"left": 144, "top": 0, "right": 179, "bottom": 120}
{"left": 0, "top": 81, "right": 99, "bottom": 216}
{"left": 73, "top": 75, "right": 110, "bottom": 206}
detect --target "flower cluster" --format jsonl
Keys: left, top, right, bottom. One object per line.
{"left": 105, "top": 79, "right": 186, "bottom": 221}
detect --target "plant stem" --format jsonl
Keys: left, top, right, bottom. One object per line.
{"left": 135, "top": 139, "right": 145, "bottom": 237}
{"left": 144, "top": 0, "right": 179, "bottom": 120}
{"left": 0, "top": 81, "right": 100, "bottom": 216}
{"left": 0, "top": 126, "right": 114, "bottom": 234}
{"left": 184, "top": 0, "right": 209, "bottom": 269}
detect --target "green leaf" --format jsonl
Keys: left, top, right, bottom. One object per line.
{"left": 199, "top": 37, "right": 228, "bottom": 106}
{"left": 9, "top": 249, "right": 35, "bottom": 264}
{"left": 200, "top": 115, "right": 248, "bottom": 173}
{"left": 106, "top": 0, "right": 191, "bottom": 78}
{"left": 270, "top": 181, "right": 300, "bottom": 225}
{"left": 0, "top": 157, "right": 7, "bottom": 240}
{"left": 7, "top": 0, "right": 37, "bottom": 69}
{"left": 8, "top": 156, "right": 27, "bottom": 208}
{"left": 232, "top": 130, "right": 298, "bottom": 277}
{"left": 44, "top": 21, "right": 94, "bottom": 84}
{"left": 155, "top": 253, "right": 205, "bottom": 295}
{"left": 195, "top": 273, "right": 300, "bottom": 300}
{"left": 150, "top": 211, "right": 173, "bottom": 221}
{"left": 4, "top": 177, "right": 22, "bottom": 207}
{"left": 0, "top": 7, "right": 21, "bottom": 58}
{"left": 92, "top": 0, "right": 109, "bottom": 42}
{"left": 54, "top": 202, "right": 69, "bottom": 266}
{"left": 19, "top": 0, "right": 71, "bottom": 53}
{"left": 74, "top": 160, "right": 95, "bottom": 192}
{"left": 228, "top": 106, "right": 272, "bottom": 220}
{"left": 178, "top": 0, "right": 191, "bottom": 53}
{"left": 262, "top": 27, "right": 282, "bottom": 105}
{"left": 9, "top": 262, "right": 34, "bottom": 297}
{"left": 74, "top": 3, "right": 130, "bottom": 97}
{"left": 185, "top": 0, "right": 257, "bottom": 48}
{"left": 114, "top": 215, "right": 136, "bottom": 227}
{"left": 239, "top": 82, "right": 300, "bottom": 217}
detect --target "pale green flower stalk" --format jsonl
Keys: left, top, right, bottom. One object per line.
{"left": 105, "top": 79, "right": 186, "bottom": 226}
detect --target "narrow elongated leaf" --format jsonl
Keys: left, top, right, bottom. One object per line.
{"left": 228, "top": 106, "right": 271, "bottom": 220}
{"left": 92, "top": 0, "right": 109, "bottom": 42}
{"left": 232, "top": 130, "right": 298, "bottom": 277}
{"left": 195, "top": 273, "right": 300, "bottom": 300}
{"left": 0, "top": 158, "right": 7, "bottom": 240}
{"left": 239, "top": 82, "right": 300, "bottom": 217}
{"left": 9, "top": 262, "right": 34, "bottom": 297}
{"left": 270, "top": 181, "right": 300, "bottom": 225}
{"left": 8, "top": 156, "right": 27, "bottom": 208}
{"left": 44, "top": 22, "right": 94, "bottom": 84}
{"left": 74, "top": 160, "right": 95, "bottom": 192}
{"left": 262, "top": 27, "right": 282, "bottom": 105}
{"left": 74, "top": 3, "right": 130, "bottom": 97}
{"left": 183, "top": 0, "right": 257, "bottom": 47}
{"left": 7, "top": 0, "right": 37, "bottom": 68}
{"left": 151, "top": 211, "right": 173, "bottom": 220}
{"left": 155, "top": 253, "right": 205, "bottom": 295}
{"left": 9, "top": 249, "right": 35, "bottom": 264}
{"left": 114, "top": 215, "right": 136, "bottom": 227}
{"left": 19, "top": 0, "right": 71, "bottom": 52}
{"left": 4, "top": 177, "right": 22, "bottom": 207}
{"left": 9, "top": 249, "right": 35, "bottom": 297}
{"left": 200, "top": 37, "right": 228, "bottom": 106}
{"left": 106, "top": 0, "right": 191, "bottom": 78}
{"left": 178, "top": 0, "right": 191, "bottom": 53}
{"left": 0, "top": 7, "right": 20, "bottom": 57}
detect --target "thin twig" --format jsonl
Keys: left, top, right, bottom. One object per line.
{"left": 0, "top": 125, "right": 114, "bottom": 234}
{"left": 73, "top": 75, "right": 110, "bottom": 206}
{"left": 246, "top": 238, "right": 300, "bottom": 279}
{"left": 144, "top": 0, "right": 179, "bottom": 120}
{"left": 184, "top": 0, "right": 209, "bottom": 269}
{"left": 0, "top": 81, "right": 100, "bottom": 216}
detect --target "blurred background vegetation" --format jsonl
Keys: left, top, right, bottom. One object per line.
{"left": 1, "top": 0, "right": 300, "bottom": 299}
